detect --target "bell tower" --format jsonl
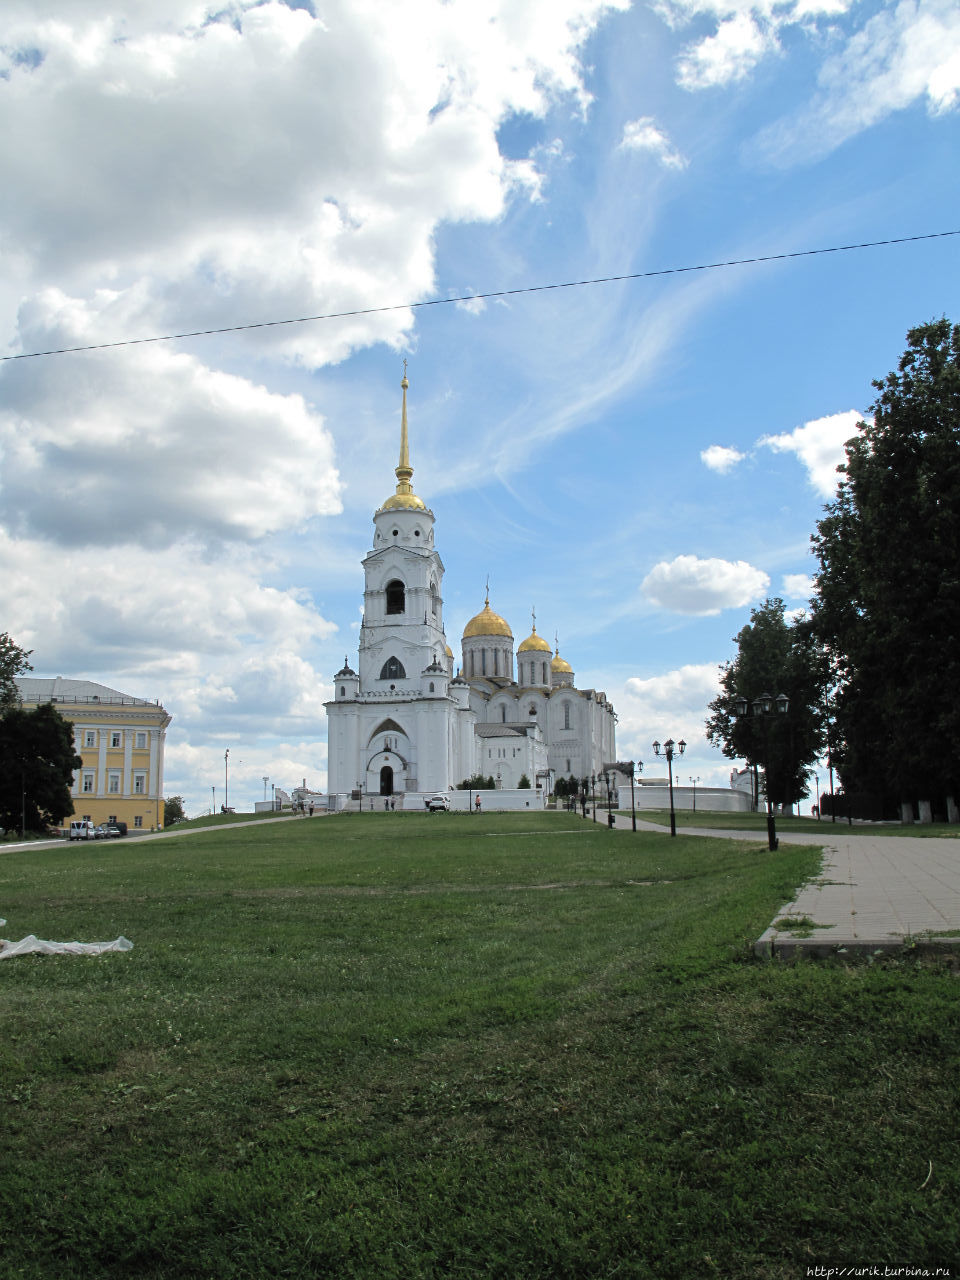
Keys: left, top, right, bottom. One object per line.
{"left": 358, "top": 369, "right": 447, "bottom": 691}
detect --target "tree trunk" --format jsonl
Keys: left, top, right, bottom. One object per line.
{"left": 947, "top": 796, "right": 959, "bottom": 824}
{"left": 900, "top": 800, "right": 915, "bottom": 826}
{"left": 918, "top": 799, "right": 933, "bottom": 825}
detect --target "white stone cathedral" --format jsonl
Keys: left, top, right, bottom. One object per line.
{"left": 324, "top": 374, "right": 616, "bottom": 799}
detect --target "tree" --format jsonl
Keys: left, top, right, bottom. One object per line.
{"left": 705, "top": 598, "right": 826, "bottom": 808}
{"left": 810, "top": 319, "right": 960, "bottom": 820}
{"left": 164, "top": 796, "right": 186, "bottom": 826}
{"left": 517, "top": 773, "right": 531, "bottom": 789}
{"left": 0, "top": 704, "right": 82, "bottom": 833}
{"left": 0, "top": 633, "right": 32, "bottom": 713}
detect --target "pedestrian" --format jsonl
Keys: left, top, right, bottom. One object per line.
{"left": 475, "top": 794, "right": 481, "bottom": 813}
{"left": 309, "top": 804, "right": 314, "bottom": 817}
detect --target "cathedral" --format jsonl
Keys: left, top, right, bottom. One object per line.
{"left": 324, "top": 374, "right": 617, "bottom": 799}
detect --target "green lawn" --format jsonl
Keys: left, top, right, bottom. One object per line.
{"left": 0, "top": 813, "right": 956, "bottom": 1278}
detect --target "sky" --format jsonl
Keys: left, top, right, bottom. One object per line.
{"left": 1, "top": 0, "right": 959, "bottom": 816}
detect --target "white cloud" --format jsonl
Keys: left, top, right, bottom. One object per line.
{"left": 677, "top": 12, "right": 774, "bottom": 90}
{"left": 700, "top": 443, "right": 745, "bottom": 473}
{"left": 641, "top": 554, "right": 770, "bottom": 615}
{"left": 759, "top": 409, "right": 865, "bottom": 497}
{"left": 619, "top": 116, "right": 688, "bottom": 169}
{"left": 0, "top": 0, "right": 627, "bottom": 369}
{"left": 615, "top": 662, "right": 725, "bottom": 775}
{"left": 782, "top": 572, "right": 814, "bottom": 600}
{"left": 754, "top": 0, "right": 960, "bottom": 163}
{"left": 1, "top": 290, "right": 342, "bottom": 548}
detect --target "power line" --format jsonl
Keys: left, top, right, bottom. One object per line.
{"left": 3, "top": 229, "right": 958, "bottom": 363}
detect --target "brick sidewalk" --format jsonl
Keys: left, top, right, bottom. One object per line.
{"left": 608, "top": 812, "right": 960, "bottom": 958}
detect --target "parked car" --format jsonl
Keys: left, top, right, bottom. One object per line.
{"left": 94, "top": 825, "right": 109, "bottom": 839}
{"left": 426, "top": 794, "right": 450, "bottom": 812}
{"left": 103, "top": 822, "right": 126, "bottom": 838}
{"left": 69, "top": 820, "right": 97, "bottom": 841}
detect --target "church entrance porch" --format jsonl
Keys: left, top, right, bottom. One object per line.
{"left": 379, "top": 765, "right": 394, "bottom": 796}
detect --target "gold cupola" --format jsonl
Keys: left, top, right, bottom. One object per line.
{"left": 463, "top": 591, "right": 513, "bottom": 639}
{"left": 380, "top": 367, "right": 426, "bottom": 512}
{"left": 551, "top": 644, "right": 573, "bottom": 675}
{"left": 517, "top": 609, "right": 551, "bottom": 654}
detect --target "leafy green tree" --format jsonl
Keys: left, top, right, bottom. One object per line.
{"left": 164, "top": 796, "right": 186, "bottom": 826}
{"left": 517, "top": 773, "right": 531, "bottom": 789}
{"left": 0, "top": 633, "right": 32, "bottom": 713}
{"left": 0, "top": 704, "right": 82, "bottom": 833}
{"left": 810, "top": 318, "right": 960, "bottom": 819}
{"left": 705, "top": 598, "right": 826, "bottom": 808}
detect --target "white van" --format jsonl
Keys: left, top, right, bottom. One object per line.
{"left": 69, "top": 820, "right": 97, "bottom": 841}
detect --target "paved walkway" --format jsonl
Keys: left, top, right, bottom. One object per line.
{"left": 605, "top": 812, "right": 960, "bottom": 958}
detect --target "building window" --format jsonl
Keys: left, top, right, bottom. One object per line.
{"left": 385, "top": 580, "right": 405, "bottom": 614}
{"left": 82, "top": 772, "right": 94, "bottom": 793}
{"left": 481, "top": 649, "right": 487, "bottom": 676}
{"left": 429, "top": 682, "right": 435, "bottom": 693}
{"left": 431, "top": 582, "right": 439, "bottom": 615}
{"left": 134, "top": 816, "right": 143, "bottom": 828}
{"left": 135, "top": 732, "right": 147, "bottom": 749}
{"left": 563, "top": 702, "right": 571, "bottom": 730}
{"left": 529, "top": 705, "right": 536, "bottom": 716}
{"left": 340, "top": 686, "right": 345, "bottom": 697}
{"left": 108, "top": 773, "right": 120, "bottom": 794}
{"left": 542, "top": 662, "right": 547, "bottom": 684}
{"left": 134, "top": 773, "right": 146, "bottom": 795}
{"left": 501, "top": 705, "right": 506, "bottom": 723}
{"left": 111, "top": 731, "right": 121, "bottom": 748}
{"left": 84, "top": 731, "right": 96, "bottom": 748}
{"left": 379, "top": 656, "right": 406, "bottom": 680}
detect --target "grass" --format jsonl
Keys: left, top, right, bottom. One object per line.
{"left": 630, "top": 808, "right": 960, "bottom": 837}
{"left": 0, "top": 812, "right": 957, "bottom": 1278}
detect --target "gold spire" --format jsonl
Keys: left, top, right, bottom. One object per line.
{"left": 518, "top": 606, "right": 551, "bottom": 653}
{"left": 381, "top": 362, "right": 426, "bottom": 512}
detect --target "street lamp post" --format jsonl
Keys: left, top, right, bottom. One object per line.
{"left": 591, "top": 773, "right": 597, "bottom": 822}
{"left": 262, "top": 776, "right": 269, "bottom": 804}
{"left": 629, "top": 759, "right": 640, "bottom": 832}
{"left": 734, "top": 691, "right": 789, "bottom": 852}
{"left": 224, "top": 748, "right": 230, "bottom": 813}
{"left": 652, "top": 738, "right": 686, "bottom": 837}
{"left": 603, "top": 769, "right": 615, "bottom": 827}
{"left": 211, "top": 786, "right": 216, "bottom": 815}
{"left": 689, "top": 776, "right": 701, "bottom": 812}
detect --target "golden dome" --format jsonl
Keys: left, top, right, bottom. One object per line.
{"left": 463, "top": 596, "right": 513, "bottom": 639}
{"left": 378, "top": 368, "right": 426, "bottom": 512}
{"left": 445, "top": 643, "right": 453, "bottom": 658}
{"left": 551, "top": 648, "right": 573, "bottom": 673}
{"left": 518, "top": 624, "right": 551, "bottom": 653}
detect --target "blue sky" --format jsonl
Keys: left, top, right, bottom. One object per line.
{"left": 1, "top": 0, "right": 958, "bottom": 814}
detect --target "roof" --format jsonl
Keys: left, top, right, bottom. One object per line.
{"left": 16, "top": 677, "right": 162, "bottom": 707}
{"left": 463, "top": 599, "right": 513, "bottom": 639}
{"left": 474, "top": 723, "right": 534, "bottom": 739}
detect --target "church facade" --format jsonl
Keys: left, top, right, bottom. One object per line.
{"left": 324, "top": 375, "right": 616, "bottom": 798}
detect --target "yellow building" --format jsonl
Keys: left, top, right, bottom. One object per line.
{"left": 16, "top": 677, "right": 172, "bottom": 831}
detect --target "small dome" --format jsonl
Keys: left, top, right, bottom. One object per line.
{"left": 463, "top": 600, "right": 513, "bottom": 640}
{"left": 551, "top": 649, "right": 573, "bottom": 674}
{"left": 445, "top": 644, "right": 453, "bottom": 658}
{"left": 518, "top": 626, "right": 551, "bottom": 654}
{"left": 380, "top": 490, "right": 426, "bottom": 512}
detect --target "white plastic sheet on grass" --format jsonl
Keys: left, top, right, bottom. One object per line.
{"left": 0, "top": 921, "right": 133, "bottom": 958}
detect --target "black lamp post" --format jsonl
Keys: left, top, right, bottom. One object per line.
{"left": 734, "top": 691, "right": 789, "bottom": 851}
{"left": 629, "top": 759, "right": 640, "bottom": 832}
{"left": 689, "top": 776, "right": 700, "bottom": 812}
{"left": 603, "top": 769, "right": 615, "bottom": 827}
{"left": 591, "top": 773, "right": 597, "bottom": 822}
{"left": 652, "top": 738, "right": 685, "bottom": 837}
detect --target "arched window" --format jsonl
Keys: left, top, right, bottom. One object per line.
{"left": 563, "top": 701, "right": 571, "bottom": 730}
{"left": 429, "top": 682, "right": 435, "bottom": 693}
{"left": 501, "top": 704, "right": 506, "bottom": 723}
{"left": 379, "top": 656, "right": 406, "bottom": 680}
{"left": 431, "top": 581, "right": 439, "bottom": 616}
{"left": 340, "top": 686, "right": 345, "bottom": 698}
{"left": 542, "top": 662, "right": 548, "bottom": 684}
{"left": 385, "top": 580, "right": 405, "bottom": 614}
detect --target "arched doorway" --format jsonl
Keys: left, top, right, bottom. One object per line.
{"left": 379, "top": 765, "right": 394, "bottom": 796}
